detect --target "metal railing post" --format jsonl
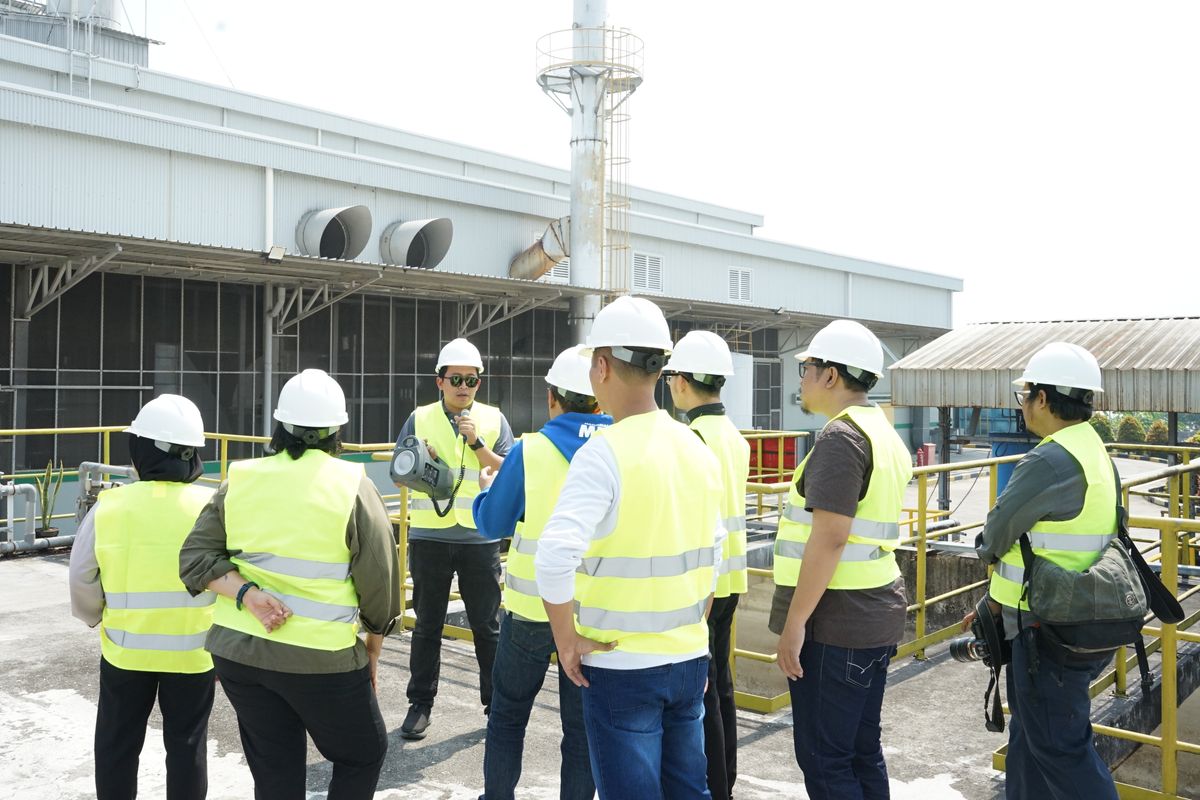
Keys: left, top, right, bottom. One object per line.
{"left": 915, "top": 471, "right": 928, "bottom": 660}
{"left": 1160, "top": 520, "right": 1179, "bottom": 797}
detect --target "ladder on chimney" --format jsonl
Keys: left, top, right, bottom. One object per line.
{"left": 65, "top": 11, "right": 94, "bottom": 98}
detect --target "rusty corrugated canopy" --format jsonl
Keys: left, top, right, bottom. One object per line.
{"left": 889, "top": 318, "right": 1200, "bottom": 412}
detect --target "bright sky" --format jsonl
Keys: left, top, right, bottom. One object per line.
{"left": 124, "top": 1, "right": 1199, "bottom": 327}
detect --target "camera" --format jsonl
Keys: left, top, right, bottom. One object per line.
{"left": 949, "top": 597, "right": 1010, "bottom": 670}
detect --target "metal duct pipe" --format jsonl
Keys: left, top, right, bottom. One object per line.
{"left": 0, "top": 482, "right": 39, "bottom": 551}
{"left": 380, "top": 218, "right": 454, "bottom": 269}
{"left": 296, "top": 205, "right": 373, "bottom": 260}
{"left": 509, "top": 217, "right": 569, "bottom": 281}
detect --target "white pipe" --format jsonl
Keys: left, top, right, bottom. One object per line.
{"left": 568, "top": 0, "right": 607, "bottom": 344}
{"left": 76, "top": 461, "right": 136, "bottom": 523}
{"left": 0, "top": 483, "right": 39, "bottom": 548}
{"left": 264, "top": 166, "right": 274, "bottom": 252}
{"left": 263, "top": 283, "right": 276, "bottom": 438}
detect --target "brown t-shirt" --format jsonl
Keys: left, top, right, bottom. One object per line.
{"left": 768, "top": 414, "right": 908, "bottom": 649}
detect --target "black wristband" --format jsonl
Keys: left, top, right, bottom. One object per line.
{"left": 235, "top": 581, "right": 260, "bottom": 611}
{"left": 469, "top": 439, "right": 485, "bottom": 451}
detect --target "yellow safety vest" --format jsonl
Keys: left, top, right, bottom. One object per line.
{"left": 773, "top": 405, "right": 912, "bottom": 590}
{"left": 691, "top": 413, "right": 751, "bottom": 597}
{"left": 409, "top": 401, "right": 502, "bottom": 530}
{"left": 94, "top": 480, "right": 216, "bottom": 673}
{"left": 989, "top": 422, "right": 1117, "bottom": 610}
{"left": 504, "top": 431, "right": 569, "bottom": 622}
{"left": 217, "top": 450, "right": 363, "bottom": 651}
{"left": 574, "top": 410, "right": 723, "bottom": 657}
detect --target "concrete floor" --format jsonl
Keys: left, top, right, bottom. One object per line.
{"left": 0, "top": 455, "right": 1191, "bottom": 799}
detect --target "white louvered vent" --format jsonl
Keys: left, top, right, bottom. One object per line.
{"left": 728, "top": 267, "right": 752, "bottom": 303}
{"left": 541, "top": 256, "right": 570, "bottom": 283}
{"left": 632, "top": 251, "right": 663, "bottom": 292}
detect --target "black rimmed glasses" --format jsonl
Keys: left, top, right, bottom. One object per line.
{"left": 1014, "top": 389, "right": 1031, "bottom": 407}
{"left": 447, "top": 374, "right": 480, "bottom": 388}
{"left": 798, "top": 360, "right": 823, "bottom": 380}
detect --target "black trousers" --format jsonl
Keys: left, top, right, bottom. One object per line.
{"left": 406, "top": 538, "right": 502, "bottom": 708}
{"left": 94, "top": 656, "right": 215, "bottom": 800}
{"left": 704, "top": 594, "right": 740, "bottom": 800}
{"left": 213, "top": 656, "right": 388, "bottom": 800}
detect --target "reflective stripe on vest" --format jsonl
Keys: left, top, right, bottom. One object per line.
{"left": 773, "top": 405, "right": 912, "bottom": 591}
{"left": 218, "top": 450, "right": 362, "bottom": 651}
{"left": 774, "top": 538, "right": 890, "bottom": 562}
{"left": 783, "top": 504, "right": 901, "bottom": 541}
{"left": 690, "top": 413, "right": 752, "bottom": 598}
{"left": 510, "top": 531, "right": 538, "bottom": 555}
{"left": 989, "top": 423, "right": 1117, "bottom": 610}
{"left": 94, "top": 480, "right": 215, "bottom": 674}
{"left": 104, "top": 628, "right": 209, "bottom": 652}
{"left": 573, "top": 410, "right": 722, "bottom": 657}
{"left": 236, "top": 552, "right": 352, "bottom": 581}
{"left": 575, "top": 597, "right": 710, "bottom": 634}
{"left": 578, "top": 546, "right": 714, "bottom": 579}
{"left": 504, "top": 572, "right": 540, "bottom": 599}
{"left": 104, "top": 591, "right": 216, "bottom": 610}
{"left": 724, "top": 515, "right": 748, "bottom": 533}
{"left": 506, "top": 431, "right": 571, "bottom": 621}
{"left": 719, "top": 554, "right": 748, "bottom": 575}
{"left": 408, "top": 401, "right": 502, "bottom": 530}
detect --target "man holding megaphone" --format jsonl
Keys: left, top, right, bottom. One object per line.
{"left": 392, "top": 337, "right": 514, "bottom": 741}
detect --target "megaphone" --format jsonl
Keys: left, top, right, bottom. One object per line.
{"left": 391, "top": 435, "right": 456, "bottom": 501}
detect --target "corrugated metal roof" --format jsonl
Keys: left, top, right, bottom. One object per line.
{"left": 890, "top": 319, "right": 1200, "bottom": 412}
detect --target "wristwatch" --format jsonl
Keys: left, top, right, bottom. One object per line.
{"left": 469, "top": 439, "right": 485, "bottom": 451}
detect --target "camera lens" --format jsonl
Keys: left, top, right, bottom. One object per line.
{"left": 949, "top": 636, "right": 986, "bottom": 663}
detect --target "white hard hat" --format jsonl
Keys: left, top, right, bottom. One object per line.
{"left": 1013, "top": 342, "right": 1104, "bottom": 394}
{"left": 436, "top": 338, "right": 485, "bottom": 374}
{"left": 125, "top": 394, "right": 206, "bottom": 447}
{"left": 585, "top": 296, "right": 673, "bottom": 355}
{"left": 274, "top": 369, "right": 349, "bottom": 428}
{"left": 545, "top": 344, "right": 596, "bottom": 397}
{"left": 794, "top": 319, "right": 884, "bottom": 379}
{"left": 664, "top": 331, "right": 735, "bottom": 379}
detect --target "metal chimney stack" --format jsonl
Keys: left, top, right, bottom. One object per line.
{"left": 537, "top": 0, "right": 643, "bottom": 344}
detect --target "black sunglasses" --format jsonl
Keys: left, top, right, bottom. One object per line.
{"left": 446, "top": 374, "right": 480, "bottom": 388}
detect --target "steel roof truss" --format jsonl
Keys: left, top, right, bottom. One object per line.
{"left": 273, "top": 273, "right": 383, "bottom": 334}
{"left": 459, "top": 294, "right": 561, "bottom": 338}
{"left": 20, "top": 243, "right": 122, "bottom": 319}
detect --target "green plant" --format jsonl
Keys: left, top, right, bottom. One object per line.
{"left": 1116, "top": 415, "right": 1147, "bottom": 445}
{"left": 1146, "top": 419, "right": 1169, "bottom": 446}
{"left": 1089, "top": 415, "right": 1115, "bottom": 443}
{"left": 34, "top": 460, "right": 64, "bottom": 531}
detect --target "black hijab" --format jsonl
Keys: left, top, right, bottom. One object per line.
{"left": 127, "top": 433, "right": 203, "bottom": 483}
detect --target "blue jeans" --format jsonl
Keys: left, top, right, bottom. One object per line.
{"left": 1005, "top": 631, "right": 1118, "bottom": 800}
{"left": 581, "top": 657, "right": 711, "bottom": 800}
{"left": 481, "top": 613, "right": 593, "bottom": 800}
{"left": 788, "top": 641, "right": 895, "bottom": 800}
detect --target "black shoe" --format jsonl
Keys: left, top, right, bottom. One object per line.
{"left": 483, "top": 704, "right": 490, "bottom": 717}
{"left": 400, "top": 704, "right": 432, "bottom": 740}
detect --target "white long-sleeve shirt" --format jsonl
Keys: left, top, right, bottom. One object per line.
{"left": 534, "top": 432, "right": 726, "bottom": 670}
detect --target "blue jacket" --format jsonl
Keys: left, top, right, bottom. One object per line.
{"left": 472, "top": 411, "right": 613, "bottom": 540}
